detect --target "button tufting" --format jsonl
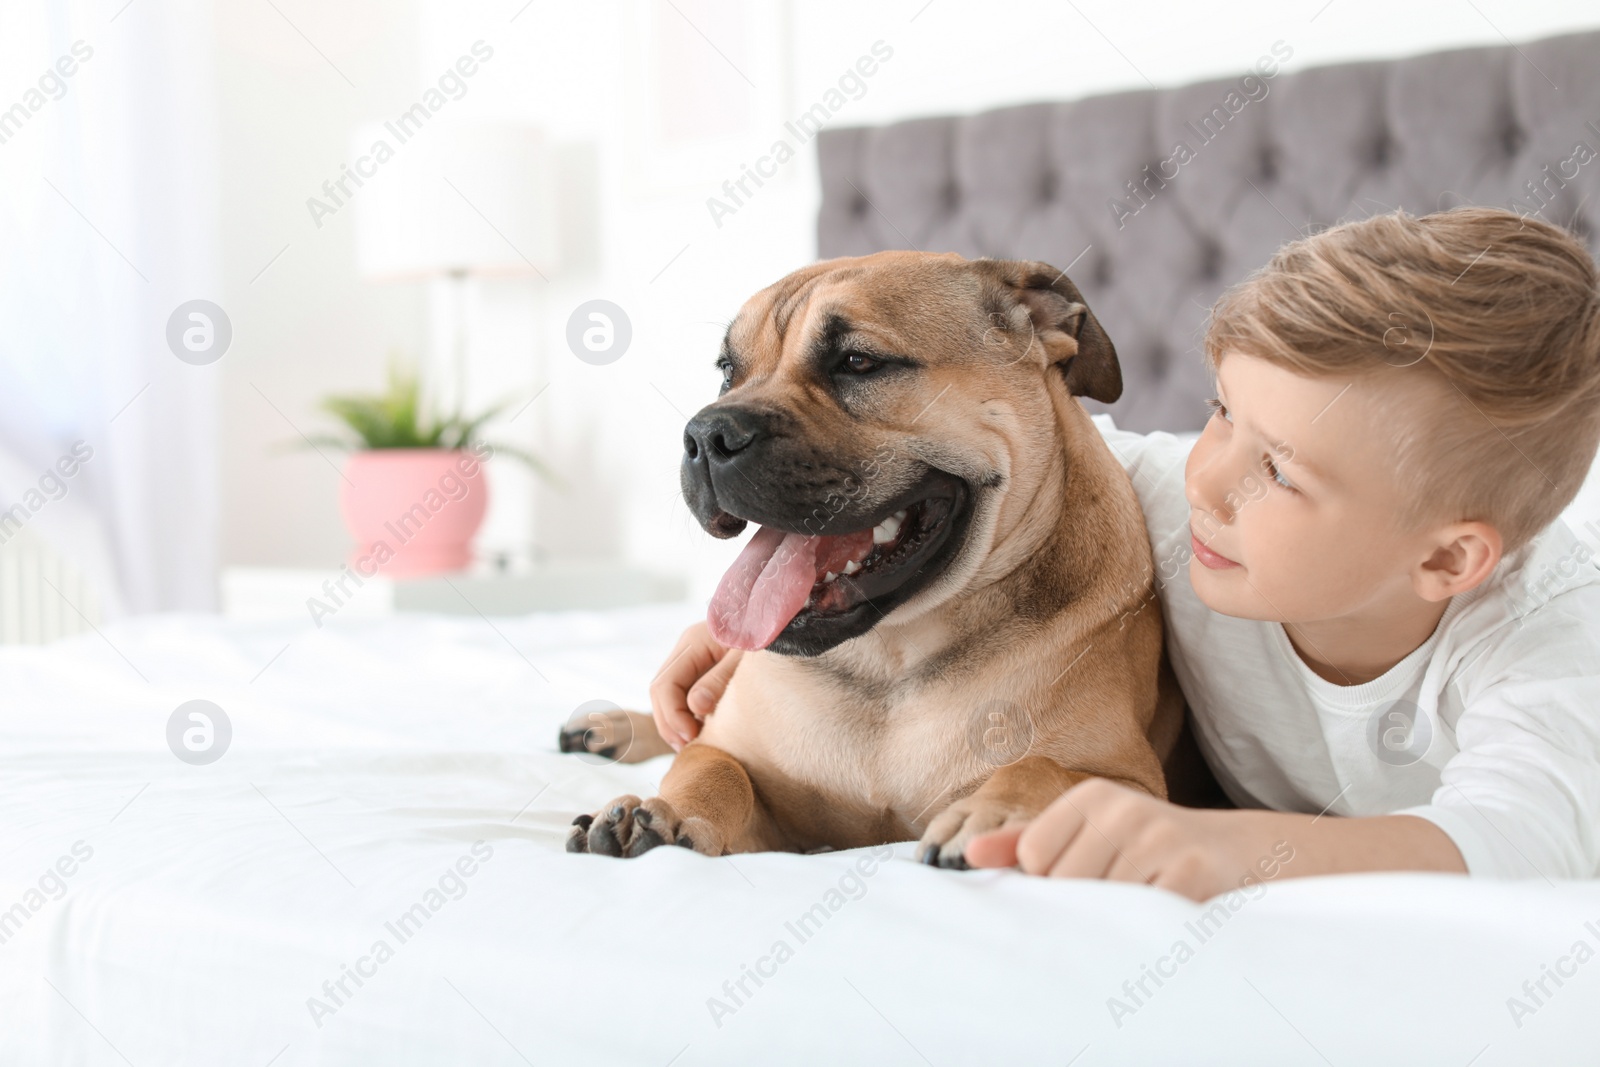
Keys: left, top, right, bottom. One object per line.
{"left": 1147, "top": 342, "right": 1169, "bottom": 377}
{"left": 1372, "top": 134, "right": 1393, "bottom": 167}
{"left": 1502, "top": 125, "right": 1525, "bottom": 157}
{"left": 1258, "top": 146, "right": 1278, "bottom": 183}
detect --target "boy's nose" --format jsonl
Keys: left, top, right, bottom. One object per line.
{"left": 1184, "top": 438, "right": 1236, "bottom": 526}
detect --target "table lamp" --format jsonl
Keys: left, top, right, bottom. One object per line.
{"left": 352, "top": 120, "right": 556, "bottom": 415}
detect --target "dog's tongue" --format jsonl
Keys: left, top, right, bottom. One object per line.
{"left": 707, "top": 523, "right": 880, "bottom": 650}
{"left": 707, "top": 525, "right": 821, "bottom": 650}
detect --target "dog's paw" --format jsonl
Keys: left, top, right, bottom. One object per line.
{"left": 565, "top": 795, "right": 724, "bottom": 858}
{"left": 915, "top": 796, "right": 1031, "bottom": 870}
{"left": 557, "top": 707, "right": 676, "bottom": 765}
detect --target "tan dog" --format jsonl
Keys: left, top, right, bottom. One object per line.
{"left": 561, "top": 251, "right": 1185, "bottom": 867}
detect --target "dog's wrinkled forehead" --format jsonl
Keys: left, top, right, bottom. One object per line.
{"left": 722, "top": 252, "right": 1121, "bottom": 405}
{"left": 725, "top": 252, "right": 987, "bottom": 374}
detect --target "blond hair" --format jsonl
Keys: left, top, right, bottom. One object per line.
{"left": 1204, "top": 207, "right": 1600, "bottom": 552}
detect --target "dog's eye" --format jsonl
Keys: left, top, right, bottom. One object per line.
{"left": 717, "top": 360, "right": 734, "bottom": 391}
{"left": 841, "top": 352, "right": 880, "bottom": 375}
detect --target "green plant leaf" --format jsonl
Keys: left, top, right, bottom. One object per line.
{"left": 280, "top": 358, "right": 555, "bottom": 485}
{"left": 443, "top": 393, "right": 518, "bottom": 450}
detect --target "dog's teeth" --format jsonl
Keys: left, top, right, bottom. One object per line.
{"left": 823, "top": 571, "right": 838, "bottom": 583}
{"left": 872, "top": 512, "right": 904, "bottom": 545}
{"left": 842, "top": 560, "right": 862, "bottom": 575}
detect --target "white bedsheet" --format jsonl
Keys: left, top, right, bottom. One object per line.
{"left": 1, "top": 604, "right": 1596, "bottom": 1066}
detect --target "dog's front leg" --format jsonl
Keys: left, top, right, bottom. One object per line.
{"left": 917, "top": 757, "right": 1140, "bottom": 869}
{"left": 567, "top": 742, "right": 784, "bottom": 858}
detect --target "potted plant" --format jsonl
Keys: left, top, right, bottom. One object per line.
{"left": 298, "top": 361, "right": 552, "bottom": 579}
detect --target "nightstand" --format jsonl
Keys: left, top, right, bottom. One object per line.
{"left": 220, "top": 562, "right": 689, "bottom": 621}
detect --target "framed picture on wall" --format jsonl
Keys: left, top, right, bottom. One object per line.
{"left": 621, "top": 0, "right": 793, "bottom": 197}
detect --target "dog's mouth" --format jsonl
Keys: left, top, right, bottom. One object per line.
{"left": 706, "top": 475, "right": 969, "bottom": 652}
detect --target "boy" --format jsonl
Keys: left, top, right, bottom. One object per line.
{"left": 651, "top": 208, "right": 1600, "bottom": 902}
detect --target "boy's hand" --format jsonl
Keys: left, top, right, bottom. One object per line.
{"left": 964, "top": 778, "right": 1298, "bottom": 901}
{"left": 965, "top": 777, "right": 1467, "bottom": 901}
{"left": 649, "top": 622, "right": 742, "bottom": 751}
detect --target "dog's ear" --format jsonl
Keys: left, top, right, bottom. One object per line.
{"left": 975, "top": 259, "right": 1122, "bottom": 403}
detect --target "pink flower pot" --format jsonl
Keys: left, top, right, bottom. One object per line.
{"left": 338, "top": 449, "right": 489, "bottom": 578}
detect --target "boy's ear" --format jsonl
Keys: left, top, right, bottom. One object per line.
{"left": 1416, "top": 520, "right": 1503, "bottom": 600}
{"left": 973, "top": 259, "right": 1122, "bottom": 403}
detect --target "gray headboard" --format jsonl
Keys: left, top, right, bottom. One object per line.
{"left": 817, "top": 29, "right": 1600, "bottom": 432}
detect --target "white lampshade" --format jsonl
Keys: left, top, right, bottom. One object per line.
{"left": 353, "top": 121, "right": 557, "bottom": 281}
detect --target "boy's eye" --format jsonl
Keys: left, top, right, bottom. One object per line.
{"left": 1262, "top": 455, "right": 1295, "bottom": 492}
{"left": 1207, "top": 394, "right": 1295, "bottom": 491}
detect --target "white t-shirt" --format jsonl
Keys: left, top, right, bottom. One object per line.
{"left": 1093, "top": 414, "right": 1600, "bottom": 880}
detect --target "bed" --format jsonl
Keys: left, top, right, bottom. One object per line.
{"left": 6, "top": 28, "right": 1600, "bottom": 1067}
{"left": 3, "top": 604, "right": 1598, "bottom": 1065}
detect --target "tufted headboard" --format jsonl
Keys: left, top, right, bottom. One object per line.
{"left": 817, "top": 29, "right": 1600, "bottom": 432}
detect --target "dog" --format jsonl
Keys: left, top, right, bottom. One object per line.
{"left": 560, "top": 251, "right": 1186, "bottom": 868}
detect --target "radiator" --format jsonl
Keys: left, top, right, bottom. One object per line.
{"left": 0, "top": 527, "right": 102, "bottom": 644}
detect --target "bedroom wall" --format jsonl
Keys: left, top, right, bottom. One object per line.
{"left": 218, "top": 0, "right": 1600, "bottom": 602}
{"left": 214, "top": 0, "right": 426, "bottom": 574}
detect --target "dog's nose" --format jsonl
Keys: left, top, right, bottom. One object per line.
{"left": 684, "top": 407, "right": 764, "bottom": 465}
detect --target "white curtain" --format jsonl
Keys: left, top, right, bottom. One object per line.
{"left": 0, "top": 0, "right": 220, "bottom": 615}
